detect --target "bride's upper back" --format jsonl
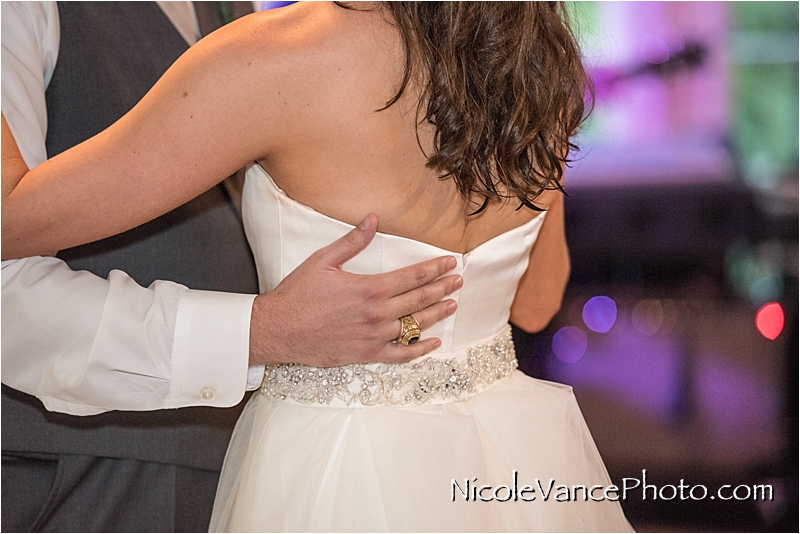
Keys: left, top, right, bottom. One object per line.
{"left": 236, "top": 2, "right": 551, "bottom": 254}
{"left": 3, "top": 2, "right": 587, "bottom": 263}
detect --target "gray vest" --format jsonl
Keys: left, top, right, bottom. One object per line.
{"left": 2, "top": 2, "right": 259, "bottom": 472}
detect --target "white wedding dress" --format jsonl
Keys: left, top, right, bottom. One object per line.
{"left": 209, "top": 163, "right": 633, "bottom": 532}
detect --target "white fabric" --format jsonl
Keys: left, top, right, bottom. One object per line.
{"left": 1, "top": 1, "right": 59, "bottom": 169}
{"left": 1, "top": 1, "right": 260, "bottom": 416}
{"left": 157, "top": 1, "right": 200, "bottom": 46}
{"left": 209, "top": 164, "right": 633, "bottom": 531}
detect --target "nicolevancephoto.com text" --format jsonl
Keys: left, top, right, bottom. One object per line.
{"left": 452, "top": 470, "right": 775, "bottom": 503}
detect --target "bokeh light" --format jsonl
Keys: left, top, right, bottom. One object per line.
{"left": 582, "top": 296, "right": 618, "bottom": 333}
{"left": 755, "top": 302, "right": 784, "bottom": 340}
{"left": 552, "top": 326, "right": 588, "bottom": 364}
{"left": 660, "top": 299, "right": 678, "bottom": 334}
{"left": 632, "top": 299, "right": 665, "bottom": 336}
{"left": 259, "top": 1, "right": 296, "bottom": 10}
{"left": 640, "top": 34, "right": 671, "bottom": 64}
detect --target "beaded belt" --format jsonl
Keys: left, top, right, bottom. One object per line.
{"left": 259, "top": 325, "right": 517, "bottom": 407}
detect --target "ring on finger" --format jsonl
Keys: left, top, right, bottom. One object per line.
{"left": 396, "top": 314, "right": 421, "bottom": 345}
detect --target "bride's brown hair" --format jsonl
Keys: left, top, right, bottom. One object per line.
{"left": 376, "top": 2, "right": 592, "bottom": 212}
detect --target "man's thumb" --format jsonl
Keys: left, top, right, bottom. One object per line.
{"left": 320, "top": 214, "right": 378, "bottom": 268}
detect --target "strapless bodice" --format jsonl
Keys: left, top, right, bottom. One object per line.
{"left": 242, "top": 163, "right": 545, "bottom": 354}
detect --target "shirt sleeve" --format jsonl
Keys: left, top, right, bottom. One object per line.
{"left": 1, "top": 258, "right": 257, "bottom": 415}
{"left": 1, "top": 2, "right": 262, "bottom": 415}
{"left": 1, "top": 1, "right": 59, "bottom": 168}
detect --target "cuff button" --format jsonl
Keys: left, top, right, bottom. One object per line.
{"left": 201, "top": 388, "right": 215, "bottom": 400}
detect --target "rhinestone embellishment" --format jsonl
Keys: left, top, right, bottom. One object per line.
{"left": 259, "top": 326, "right": 516, "bottom": 406}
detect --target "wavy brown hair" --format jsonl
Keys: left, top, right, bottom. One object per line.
{"left": 374, "top": 2, "right": 592, "bottom": 212}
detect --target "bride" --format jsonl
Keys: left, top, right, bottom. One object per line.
{"left": 3, "top": 2, "right": 632, "bottom": 531}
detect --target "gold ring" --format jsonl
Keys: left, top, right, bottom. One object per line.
{"left": 397, "top": 314, "right": 421, "bottom": 345}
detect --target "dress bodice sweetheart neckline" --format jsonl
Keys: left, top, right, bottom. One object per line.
{"left": 250, "top": 162, "right": 545, "bottom": 258}
{"left": 242, "top": 162, "right": 546, "bottom": 353}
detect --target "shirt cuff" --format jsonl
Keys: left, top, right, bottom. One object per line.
{"left": 171, "top": 289, "right": 257, "bottom": 407}
{"left": 247, "top": 364, "right": 266, "bottom": 391}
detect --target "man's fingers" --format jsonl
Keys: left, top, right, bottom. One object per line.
{"left": 405, "top": 299, "right": 457, "bottom": 332}
{"left": 388, "top": 274, "right": 462, "bottom": 318}
{"left": 377, "top": 255, "right": 458, "bottom": 296}
{"left": 375, "top": 273, "right": 462, "bottom": 343}
{"left": 316, "top": 214, "right": 378, "bottom": 268}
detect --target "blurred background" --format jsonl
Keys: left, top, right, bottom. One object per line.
{"left": 511, "top": 2, "right": 798, "bottom": 532}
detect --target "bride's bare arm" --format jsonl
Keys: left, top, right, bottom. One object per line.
{"left": 2, "top": 14, "right": 286, "bottom": 260}
{"left": 509, "top": 192, "right": 570, "bottom": 333}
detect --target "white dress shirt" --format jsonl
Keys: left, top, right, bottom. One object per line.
{"left": 1, "top": 1, "right": 264, "bottom": 416}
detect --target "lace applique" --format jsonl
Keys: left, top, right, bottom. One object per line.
{"left": 259, "top": 326, "right": 517, "bottom": 406}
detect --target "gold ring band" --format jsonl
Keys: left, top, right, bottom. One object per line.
{"left": 397, "top": 314, "right": 421, "bottom": 345}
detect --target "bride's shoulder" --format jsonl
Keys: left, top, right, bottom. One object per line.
{"left": 191, "top": 2, "right": 396, "bottom": 114}
{"left": 173, "top": 3, "right": 363, "bottom": 101}
{"left": 211, "top": 3, "right": 375, "bottom": 63}
{"left": 171, "top": 2, "right": 397, "bottom": 151}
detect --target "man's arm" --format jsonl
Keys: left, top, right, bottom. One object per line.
{"left": 1, "top": 142, "right": 458, "bottom": 416}
{"left": 1, "top": 256, "right": 256, "bottom": 415}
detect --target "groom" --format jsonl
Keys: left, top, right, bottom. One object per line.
{"left": 1, "top": 2, "right": 457, "bottom": 531}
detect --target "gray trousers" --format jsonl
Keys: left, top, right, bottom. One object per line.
{"left": 2, "top": 453, "right": 219, "bottom": 532}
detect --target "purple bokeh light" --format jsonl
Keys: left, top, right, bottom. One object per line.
{"left": 582, "top": 296, "right": 618, "bottom": 333}
{"left": 552, "top": 326, "right": 588, "bottom": 364}
{"left": 259, "top": 1, "right": 296, "bottom": 10}
{"left": 640, "top": 34, "right": 671, "bottom": 65}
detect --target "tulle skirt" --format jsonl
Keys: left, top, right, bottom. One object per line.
{"left": 209, "top": 371, "right": 633, "bottom": 532}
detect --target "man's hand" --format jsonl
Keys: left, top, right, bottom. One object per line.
{"left": 249, "top": 214, "right": 461, "bottom": 367}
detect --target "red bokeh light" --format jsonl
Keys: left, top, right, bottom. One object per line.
{"left": 755, "top": 302, "right": 784, "bottom": 340}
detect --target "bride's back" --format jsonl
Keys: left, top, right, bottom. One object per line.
{"left": 241, "top": 2, "right": 570, "bottom": 253}
{"left": 2, "top": 2, "right": 586, "bottom": 268}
